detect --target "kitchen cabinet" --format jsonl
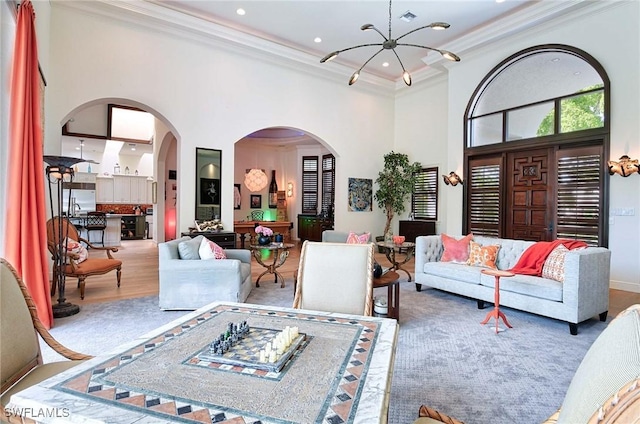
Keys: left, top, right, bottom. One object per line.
{"left": 121, "top": 215, "right": 146, "bottom": 240}
{"left": 74, "top": 172, "right": 96, "bottom": 183}
{"left": 297, "top": 215, "right": 333, "bottom": 243}
{"left": 398, "top": 220, "right": 436, "bottom": 243}
{"left": 96, "top": 177, "right": 114, "bottom": 203}
{"left": 112, "top": 175, "right": 150, "bottom": 204}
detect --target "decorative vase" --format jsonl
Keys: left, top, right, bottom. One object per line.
{"left": 257, "top": 235, "right": 271, "bottom": 246}
{"left": 274, "top": 234, "right": 284, "bottom": 243}
{"left": 373, "top": 262, "right": 383, "bottom": 278}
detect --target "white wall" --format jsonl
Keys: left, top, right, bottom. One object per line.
{"left": 45, "top": 3, "right": 393, "bottom": 243}
{"left": 396, "top": 1, "right": 640, "bottom": 290}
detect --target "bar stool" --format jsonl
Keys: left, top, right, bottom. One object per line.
{"left": 85, "top": 212, "right": 107, "bottom": 245}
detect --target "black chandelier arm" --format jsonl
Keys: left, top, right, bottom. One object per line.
{"left": 356, "top": 48, "right": 385, "bottom": 73}
{"left": 321, "top": 43, "right": 385, "bottom": 63}
{"left": 361, "top": 24, "right": 388, "bottom": 41}
{"left": 391, "top": 48, "right": 407, "bottom": 72}
{"left": 395, "top": 23, "right": 448, "bottom": 42}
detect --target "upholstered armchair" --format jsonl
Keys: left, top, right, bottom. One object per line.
{"left": 158, "top": 235, "right": 252, "bottom": 310}
{"left": 293, "top": 241, "right": 374, "bottom": 316}
{"left": 1, "top": 258, "right": 92, "bottom": 419}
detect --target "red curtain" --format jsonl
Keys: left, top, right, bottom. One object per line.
{"left": 5, "top": 0, "right": 53, "bottom": 328}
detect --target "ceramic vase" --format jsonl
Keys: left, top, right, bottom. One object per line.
{"left": 257, "top": 235, "right": 271, "bottom": 246}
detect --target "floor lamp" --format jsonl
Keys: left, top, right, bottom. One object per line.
{"left": 43, "top": 155, "right": 96, "bottom": 318}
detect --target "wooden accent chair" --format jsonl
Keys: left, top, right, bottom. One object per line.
{"left": 0, "top": 258, "right": 92, "bottom": 421}
{"left": 46, "top": 217, "right": 122, "bottom": 300}
{"left": 293, "top": 241, "right": 374, "bottom": 316}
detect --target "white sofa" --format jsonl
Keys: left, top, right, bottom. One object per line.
{"left": 414, "top": 235, "right": 611, "bottom": 334}
{"left": 158, "top": 235, "right": 252, "bottom": 310}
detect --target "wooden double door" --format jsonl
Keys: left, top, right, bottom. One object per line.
{"left": 466, "top": 143, "right": 605, "bottom": 245}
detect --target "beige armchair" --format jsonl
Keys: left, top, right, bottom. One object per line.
{"left": 293, "top": 241, "right": 374, "bottom": 316}
{"left": 1, "top": 258, "right": 92, "bottom": 421}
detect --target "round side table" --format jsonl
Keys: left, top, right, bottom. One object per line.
{"left": 373, "top": 271, "right": 400, "bottom": 320}
{"left": 480, "top": 269, "right": 514, "bottom": 333}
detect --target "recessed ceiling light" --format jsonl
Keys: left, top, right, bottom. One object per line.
{"left": 236, "top": 8, "right": 245, "bottom": 16}
{"left": 382, "top": 62, "right": 390, "bottom": 67}
{"left": 314, "top": 37, "right": 322, "bottom": 43}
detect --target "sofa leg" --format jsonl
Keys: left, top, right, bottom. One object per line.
{"left": 415, "top": 283, "right": 422, "bottom": 292}
{"left": 569, "top": 323, "right": 578, "bottom": 335}
{"left": 599, "top": 311, "right": 608, "bottom": 322}
{"left": 477, "top": 300, "right": 486, "bottom": 309}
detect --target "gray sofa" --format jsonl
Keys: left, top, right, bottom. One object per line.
{"left": 414, "top": 235, "right": 611, "bottom": 334}
{"left": 158, "top": 235, "right": 252, "bottom": 310}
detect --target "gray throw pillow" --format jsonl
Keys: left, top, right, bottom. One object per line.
{"left": 178, "top": 236, "right": 202, "bottom": 260}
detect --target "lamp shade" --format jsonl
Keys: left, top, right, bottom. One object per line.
{"left": 244, "top": 168, "right": 268, "bottom": 192}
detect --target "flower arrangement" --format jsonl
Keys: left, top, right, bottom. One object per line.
{"left": 254, "top": 225, "right": 273, "bottom": 237}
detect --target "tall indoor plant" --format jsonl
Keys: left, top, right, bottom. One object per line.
{"left": 374, "top": 151, "right": 421, "bottom": 239}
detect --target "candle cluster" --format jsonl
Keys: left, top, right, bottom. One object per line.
{"left": 258, "top": 326, "right": 299, "bottom": 363}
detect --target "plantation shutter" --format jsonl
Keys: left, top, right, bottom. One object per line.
{"left": 321, "top": 154, "right": 335, "bottom": 215}
{"left": 302, "top": 156, "right": 318, "bottom": 214}
{"left": 412, "top": 167, "right": 438, "bottom": 220}
{"left": 555, "top": 145, "right": 604, "bottom": 246}
{"left": 467, "top": 157, "right": 502, "bottom": 237}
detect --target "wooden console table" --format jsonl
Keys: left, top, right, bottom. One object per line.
{"left": 234, "top": 221, "right": 293, "bottom": 248}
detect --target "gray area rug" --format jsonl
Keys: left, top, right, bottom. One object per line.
{"left": 41, "top": 279, "right": 608, "bottom": 424}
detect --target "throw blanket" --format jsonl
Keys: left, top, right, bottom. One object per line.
{"left": 509, "top": 239, "right": 588, "bottom": 276}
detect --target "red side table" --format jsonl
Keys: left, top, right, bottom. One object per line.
{"left": 480, "top": 269, "right": 514, "bottom": 333}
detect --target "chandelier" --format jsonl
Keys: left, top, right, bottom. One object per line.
{"left": 320, "top": 0, "right": 460, "bottom": 86}
{"left": 244, "top": 168, "right": 268, "bottom": 192}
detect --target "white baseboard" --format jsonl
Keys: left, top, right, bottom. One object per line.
{"left": 610, "top": 279, "right": 640, "bottom": 293}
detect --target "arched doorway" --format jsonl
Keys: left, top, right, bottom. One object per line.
{"left": 60, "top": 99, "right": 180, "bottom": 243}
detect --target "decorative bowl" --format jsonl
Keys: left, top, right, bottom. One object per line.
{"left": 392, "top": 235, "right": 405, "bottom": 245}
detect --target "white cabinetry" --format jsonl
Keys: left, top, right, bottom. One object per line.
{"left": 96, "top": 177, "right": 114, "bottom": 203}
{"left": 111, "top": 175, "right": 150, "bottom": 204}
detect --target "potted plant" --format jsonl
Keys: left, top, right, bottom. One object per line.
{"left": 374, "top": 151, "right": 421, "bottom": 242}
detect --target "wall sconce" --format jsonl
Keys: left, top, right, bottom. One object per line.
{"left": 286, "top": 181, "right": 294, "bottom": 197}
{"left": 244, "top": 168, "right": 268, "bottom": 192}
{"left": 442, "top": 171, "right": 463, "bottom": 186}
{"left": 608, "top": 155, "right": 639, "bottom": 177}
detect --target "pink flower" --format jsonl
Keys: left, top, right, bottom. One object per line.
{"left": 255, "top": 225, "right": 273, "bottom": 237}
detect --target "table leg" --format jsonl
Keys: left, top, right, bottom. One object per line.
{"left": 480, "top": 275, "right": 513, "bottom": 333}
{"left": 386, "top": 281, "right": 400, "bottom": 320}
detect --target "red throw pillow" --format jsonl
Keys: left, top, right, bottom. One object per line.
{"left": 440, "top": 233, "right": 473, "bottom": 263}
{"left": 346, "top": 232, "right": 370, "bottom": 244}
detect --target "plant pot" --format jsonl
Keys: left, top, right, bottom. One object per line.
{"left": 257, "top": 235, "right": 272, "bottom": 246}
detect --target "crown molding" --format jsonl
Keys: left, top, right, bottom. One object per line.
{"left": 51, "top": 0, "right": 396, "bottom": 97}
{"left": 51, "top": 0, "right": 621, "bottom": 96}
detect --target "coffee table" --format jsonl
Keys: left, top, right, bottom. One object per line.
{"left": 480, "top": 269, "right": 515, "bottom": 333}
{"left": 373, "top": 271, "right": 400, "bottom": 320}
{"left": 376, "top": 241, "right": 416, "bottom": 282}
{"left": 249, "top": 243, "right": 294, "bottom": 288}
{"left": 6, "top": 302, "right": 398, "bottom": 424}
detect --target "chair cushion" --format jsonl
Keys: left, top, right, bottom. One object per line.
{"left": 1, "top": 360, "right": 87, "bottom": 408}
{"left": 178, "top": 236, "right": 202, "bottom": 260}
{"left": 63, "top": 258, "right": 122, "bottom": 276}
{"left": 558, "top": 305, "right": 640, "bottom": 423}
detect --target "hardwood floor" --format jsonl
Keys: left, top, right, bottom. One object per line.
{"left": 58, "top": 239, "right": 640, "bottom": 318}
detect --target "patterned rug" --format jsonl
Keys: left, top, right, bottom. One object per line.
{"left": 41, "top": 278, "right": 608, "bottom": 424}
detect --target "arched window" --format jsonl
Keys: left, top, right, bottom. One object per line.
{"left": 463, "top": 45, "right": 610, "bottom": 246}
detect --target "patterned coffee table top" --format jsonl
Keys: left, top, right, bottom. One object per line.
{"left": 8, "top": 302, "right": 398, "bottom": 424}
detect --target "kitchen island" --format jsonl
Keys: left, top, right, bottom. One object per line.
{"left": 69, "top": 214, "right": 122, "bottom": 246}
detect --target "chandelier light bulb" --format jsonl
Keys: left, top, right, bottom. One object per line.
{"left": 349, "top": 71, "right": 360, "bottom": 85}
{"left": 402, "top": 71, "right": 412, "bottom": 86}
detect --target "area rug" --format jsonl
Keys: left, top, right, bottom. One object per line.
{"left": 41, "top": 279, "right": 608, "bottom": 424}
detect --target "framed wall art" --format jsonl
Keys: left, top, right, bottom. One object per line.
{"left": 348, "top": 177, "right": 372, "bottom": 212}
{"left": 200, "top": 178, "right": 220, "bottom": 205}
{"left": 250, "top": 194, "right": 262, "bottom": 209}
